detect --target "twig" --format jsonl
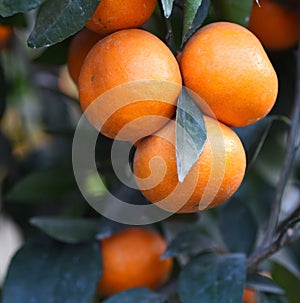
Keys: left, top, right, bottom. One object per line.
{"left": 277, "top": 204, "right": 300, "bottom": 233}
{"left": 247, "top": 9, "right": 300, "bottom": 272}
{"left": 263, "top": 34, "right": 300, "bottom": 244}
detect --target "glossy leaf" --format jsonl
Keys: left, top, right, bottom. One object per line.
{"left": 103, "top": 288, "right": 165, "bottom": 303}
{"left": 28, "top": 0, "right": 100, "bottom": 48}
{"left": 182, "top": 0, "right": 210, "bottom": 44}
{"left": 179, "top": 253, "right": 246, "bottom": 303}
{"left": 161, "top": 0, "right": 174, "bottom": 18}
{"left": 0, "top": 0, "right": 47, "bottom": 17}
{"left": 211, "top": 0, "right": 253, "bottom": 26}
{"left": 5, "top": 167, "right": 77, "bottom": 203}
{"left": 30, "top": 217, "right": 100, "bottom": 244}
{"left": 218, "top": 198, "right": 258, "bottom": 255}
{"left": 2, "top": 239, "right": 102, "bottom": 303}
{"left": 234, "top": 116, "right": 274, "bottom": 166}
{"left": 176, "top": 88, "right": 207, "bottom": 182}
{"left": 246, "top": 273, "right": 285, "bottom": 295}
{"left": 163, "top": 228, "right": 216, "bottom": 258}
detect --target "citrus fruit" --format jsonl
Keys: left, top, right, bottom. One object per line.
{"left": 243, "top": 288, "right": 256, "bottom": 303}
{"left": 97, "top": 227, "right": 173, "bottom": 297}
{"left": 86, "top": 0, "right": 157, "bottom": 35}
{"left": 79, "top": 28, "right": 182, "bottom": 142}
{"left": 249, "top": 0, "right": 299, "bottom": 51}
{"left": 0, "top": 25, "right": 12, "bottom": 49}
{"left": 180, "top": 21, "right": 278, "bottom": 127}
{"left": 67, "top": 28, "right": 104, "bottom": 84}
{"left": 133, "top": 115, "right": 246, "bottom": 213}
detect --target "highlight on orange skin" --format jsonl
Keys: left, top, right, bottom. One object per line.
{"left": 248, "top": 0, "right": 299, "bottom": 51}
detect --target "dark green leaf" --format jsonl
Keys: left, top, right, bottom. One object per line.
{"left": 0, "top": 0, "right": 47, "bottom": 17}
{"left": 2, "top": 239, "right": 102, "bottom": 303}
{"left": 233, "top": 116, "right": 274, "bottom": 166}
{"left": 0, "top": 62, "right": 6, "bottom": 119}
{"left": 218, "top": 198, "right": 258, "bottom": 255}
{"left": 179, "top": 253, "right": 246, "bottom": 303}
{"left": 0, "top": 132, "right": 12, "bottom": 181}
{"left": 256, "top": 292, "right": 289, "bottom": 303}
{"left": 0, "top": 13, "right": 27, "bottom": 27}
{"left": 163, "top": 227, "right": 216, "bottom": 258}
{"left": 27, "top": 0, "right": 100, "bottom": 48}
{"left": 176, "top": 88, "right": 207, "bottom": 182}
{"left": 161, "top": 0, "right": 174, "bottom": 18}
{"left": 103, "top": 288, "right": 165, "bottom": 303}
{"left": 97, "top": 217, "right": 126, "bottom": 240}
{"left": 246, "top": 274, "right": 284, "bottom": 295}
{"left": 5, "top": 167, "right": 77, "bottom": 203}
{"left": 30, "top": 217, "right": 100, "bottom": 244}
{"left": 211, "top": 0, "right": 253, "bottom": 27}
{"left": 182, "top": 0, "right": 210, "bottom": 44}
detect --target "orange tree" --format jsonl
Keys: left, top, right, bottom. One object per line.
{"left": 0, "top": 0, "right": 300, "bottom": 303}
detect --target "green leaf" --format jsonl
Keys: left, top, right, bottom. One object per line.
{"left": 211, "top": 0, "right": 253, "bottom": 27}
{"left": 246, "top": 274, "right": 285, "bottom": 295}
{"left": 27, "top": 0, "right": 100, "bottom": 48}
{"left": 179, "top": 253, "right": 246, "bottom": 303}
{"left": 0, "top": 0, "right": 47, "bottom": 17}
{"left": 218, "top": 198, "right": 258, "bottom": 255}
{"left": 103, "top": 288, "right": 165, "bottom": 303}
{"left": 0, "top": 62, "right": 6, "bottom": 119}
{"left": 2, "top": 239, "right": 102, "bottom": 303}
{"left": 182, "top": 0, "right": 210, "bottom": 44}
{"left": 163, "top": 227, "right": 216, "bottom": 258}
{"left": 5, "top": 167, "right": 77, "bottom": 203}
{"left": 256, "top": 292, "right": 289, "bottom": 303}
{"left": 161, "top": 0, "right": 174, "bottom": 18}
{"left": 0, "top": 132, "right": 12, "bottom": 181}
{"left": 176, "top": 88, "right": 207, "bottom": 182}
{"left": 0, "top": 14, "right": 27, "bottom": 27}
{"left": 30, "top": 217, "right": 100, "bottom": 244}
{"left": 233, "top": 116, "right": 273, "bottom": 166}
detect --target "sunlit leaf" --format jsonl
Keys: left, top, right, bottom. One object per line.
{"left": 161, "top": 0, "right": 174, "bottom": 18}
{"left": 176, "top": 88, "right": 207, "bottom": 182}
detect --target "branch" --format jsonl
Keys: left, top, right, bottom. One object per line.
{"left": 263, "top": 33, "right": 300, "bottom": 244}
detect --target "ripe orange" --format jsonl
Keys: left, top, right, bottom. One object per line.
{"left": 79, "top": 29, "right": 182, "bottom": 142}
{"left": 243, "top": 288, "right": 256, "bottom": 303}
{"left": 67, "top": 28, "right": 104, "bottom": 84}
{"left": 0, "top": 25, "right": 12, "bottom": 49}
{"left": 248, "top": 0, "right": 299, "bottom": 51}
{"left": 86, "top": 0, "right": 157, "bottom": 35}
{"left": 133, "top": 115, "right": 246, "bottom": 213}
{"left": 180, "top": 21, "right": 278, "bottom": 127}
{"left": 97, "top": 227, "right": 173, "bottom": 297}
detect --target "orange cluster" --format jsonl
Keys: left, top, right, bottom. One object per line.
{"left": 67, "top": 0, "right": 279, "bottom": 214}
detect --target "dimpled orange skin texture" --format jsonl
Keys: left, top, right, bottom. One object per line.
{"left": 243, "top": 288, "right": 256, "bottom": 303}
{"left": 86, "top": 0, "right": 157, "bottom": 35}
{"left": 97, "top": 227, "right": 173, "bottom": 297}
{"left": 67, "top": 28, "right": 105, "bottom": 84}
{"left": 79, "top": 29, "right": 182, "bottom": 142}
{"left": 0, "top": 25, "right": 12, "bottom": 49}
{"left": 249, "top": 0, "right": 299, "bottom": 51}
{"left": 133, "top": 116, "right": 246, "bottom": 213}
{"left": 180, "top": 22, "right": 278, "bottom": 128}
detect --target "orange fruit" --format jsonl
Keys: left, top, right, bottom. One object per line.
{"left": 248, "top": 0, "right": 299, "bottom": 51}
{"left": 0, "top": 25, "right": 12, "bottom": 49}
{"left": 133, "top": 115, "right": 246, "bottom": 213}
{"left": 180, "top": 21, "right": 278, "bottom": 127}
{"left": 79, "top": 28, "right": 182, "bottom": 142}
{"left": 243, "top": 288, "right": 256, "bottom": 303}
{"left": 97, "top": 227, "right": 173, "bottom": 297}
{"left": 86, "top": 0, "right": 157, "bottom": 35}
{"left": 67, "top": 28, "right": 104, "bottom": 84}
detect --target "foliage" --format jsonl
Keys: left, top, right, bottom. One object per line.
{"left": 0, "top": 0, "right": 300, "bottom": 303}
